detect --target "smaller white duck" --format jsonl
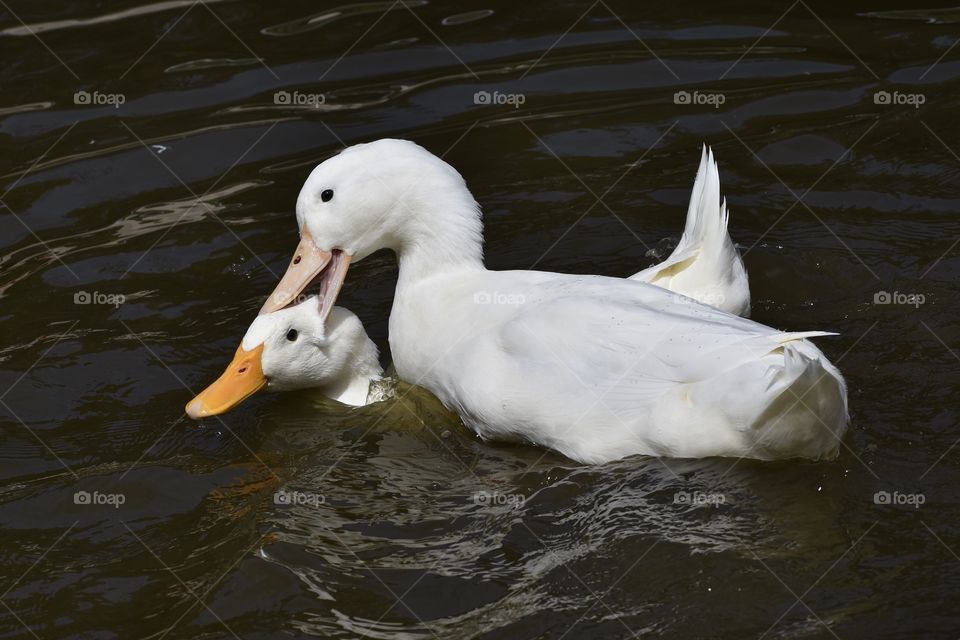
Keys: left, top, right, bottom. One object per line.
{"left": 630, "top": 146, "right": 750, "bottom": 317}
{"left": 185, "top": 296, "right": 383, "bottom": 418}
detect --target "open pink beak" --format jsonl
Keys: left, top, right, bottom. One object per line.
{"left": 259, "top": 226, "right": 351, "bottom": 322}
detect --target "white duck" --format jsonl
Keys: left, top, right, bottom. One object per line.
{"left": 185, "top": 296, "right": 384, "bottom": 417}
{"left": 186, "top": 148, "right": 751, "bottom": 417}
{"left": 203, "top": 140, "right": 848, "bottom": 464}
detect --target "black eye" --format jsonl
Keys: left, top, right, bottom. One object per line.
{"left": 320, "top": 189, "right": 333, "bottom": 203}
{"left": 286, "top": 329, "right": 298, "bottom": 342}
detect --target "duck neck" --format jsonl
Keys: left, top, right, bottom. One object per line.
{"left": 322, "top": 371, "right": 377, "bottom": 407}
{"left": 394, "top": 199, "right": 486, "bottom": 288}
{"left": 319, "top": 310, "right": 385, "bottom": 407}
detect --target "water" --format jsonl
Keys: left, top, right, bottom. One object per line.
{"left": 1, "top": 1, "right": 958, "bottom": 638}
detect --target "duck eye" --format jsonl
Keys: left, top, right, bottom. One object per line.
{"left": 320, "top": 189, "right": 334, "bottom": 203}
{"left": 286, "top": 329, "right": 298, "bottom": 342}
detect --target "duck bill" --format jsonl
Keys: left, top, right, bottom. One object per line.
{"left": 259, "top": 226, "right": 351, "bottom": 321}
{"left": 185, "top": 344, "right": 267, "bottom": 419}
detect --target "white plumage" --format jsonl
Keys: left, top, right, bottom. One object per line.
{"left": 631, "top": 145, "right": 750, "bottom": 317}
{"left": 248, "top": 139, "right": 849, "bottom": 464}
{"left": 387, "top": 268, "right": 845, "bottom": 463}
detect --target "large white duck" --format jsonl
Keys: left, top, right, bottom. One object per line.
{"left": 206, "top": 140, "right": 849, "bottom": 463}
{"left": 186, "top": 147, "right": 752, "bottom": 417}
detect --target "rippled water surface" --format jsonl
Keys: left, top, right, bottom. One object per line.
{"left": 2, "top": 1, "right": 959, "bottom": 638}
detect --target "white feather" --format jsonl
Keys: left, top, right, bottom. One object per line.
{"left": 388, "top": 270, "right": 846, "bottom": 463}
{"left": 631, "top": 145, "right": 751, "bottom": 316}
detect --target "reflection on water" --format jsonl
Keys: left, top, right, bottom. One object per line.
{"left": 1, "top": 0, "right": 959, "bottom": 638}
{"left": 261, "top": 1, "right": 431, "bottom": 37}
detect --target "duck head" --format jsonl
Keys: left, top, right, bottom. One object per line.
{"left": 185, "top": 297, "right": 382, "bottom": 418}
{"left": 260, "top": 138, "right": 483, "bottom": 318}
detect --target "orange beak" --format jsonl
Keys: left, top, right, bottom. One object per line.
{"left": 259, "top": 226, "right": 351, "bottom": 321}
{"left": 185, "top": 344, "right": 267, "bottom": 419}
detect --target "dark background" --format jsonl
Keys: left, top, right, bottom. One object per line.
{"left": 1, "top": 1, "right": 959, "bottom": 638}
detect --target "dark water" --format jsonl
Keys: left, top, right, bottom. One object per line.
{"left": 2, "top": 1, "right": 959, "bottom": 637}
